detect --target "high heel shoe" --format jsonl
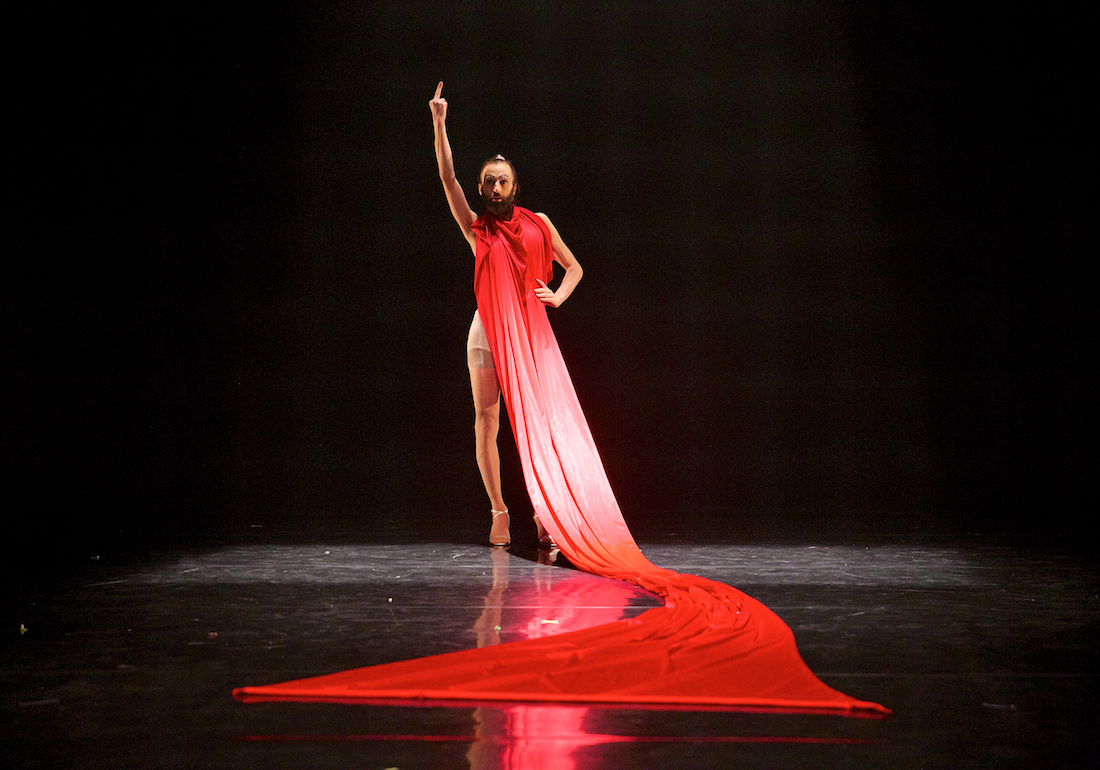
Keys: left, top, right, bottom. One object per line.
{"left": 489, "top": 509, "right": 510, "bottom": 547}
{"left": 533, "top": 513, "right": 556, "bottom": 548}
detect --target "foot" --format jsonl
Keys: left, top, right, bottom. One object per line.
{"left": 533, "top": 513, "right": 556, "bottom": 548}
{"left": 537, "top": 547, "right": 559, "bottom": 566}
{"left": 489, "top": 509, "right": 510, "bottom": 547}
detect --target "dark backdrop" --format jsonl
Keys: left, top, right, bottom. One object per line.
{"left": 8, "top": 3, "right": 1087, "bottom": 560}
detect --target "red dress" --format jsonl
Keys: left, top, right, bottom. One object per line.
{"left": 234, "top": 206, "right": 889, "bottom": 714}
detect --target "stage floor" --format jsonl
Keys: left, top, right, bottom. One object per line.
{"left": 4, "top": 532, "right": 1096, "bottom": 768}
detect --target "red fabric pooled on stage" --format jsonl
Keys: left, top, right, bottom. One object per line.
{"left": 233, "top": 207, "right": 888, "bottom": 715}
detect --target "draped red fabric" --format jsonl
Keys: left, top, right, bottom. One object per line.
{"left": 233, "top": 207, "right": 889, "bottom": 715}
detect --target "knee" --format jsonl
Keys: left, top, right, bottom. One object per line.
{"left": 474, "top": 409, "right": 499, "bottom": 436}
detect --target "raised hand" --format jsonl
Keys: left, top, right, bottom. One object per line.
{"left": 429, "top": 81, "right": 448, "bottom": 122}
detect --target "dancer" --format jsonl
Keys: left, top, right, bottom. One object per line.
{"left": 430, "top": 81, "right": 582, "bottom": 548}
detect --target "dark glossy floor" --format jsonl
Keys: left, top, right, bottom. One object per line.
{"left": 3, "top": 530, "right": 1097, "bottom": 769}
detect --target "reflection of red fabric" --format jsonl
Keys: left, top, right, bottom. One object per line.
{"left": 467, "top": 704, "right": 596, "bottom": 770}
{"left": 513, "top": 570, "right": 643, "bottom": 643}
{"left": 233, "top": 207, "right": 888, "bottom": 715}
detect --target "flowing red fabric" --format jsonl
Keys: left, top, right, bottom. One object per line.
{"left": 233, "top": 207, "right": 888, "bottom": 715}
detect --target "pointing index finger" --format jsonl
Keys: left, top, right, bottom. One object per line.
{"left": 434, "top": 81, "right": 443, "bottom": 100}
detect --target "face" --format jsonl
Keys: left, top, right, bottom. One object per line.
{"left": 479, "top": 161, "right": 517, "bottom": 216}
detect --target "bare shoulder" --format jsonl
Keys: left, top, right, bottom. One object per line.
{"left": 534, "top": 211, "right": 557, "bottom": 231}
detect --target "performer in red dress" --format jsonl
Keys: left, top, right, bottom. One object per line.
{"left": 431, "top": 81, "right": 582, "bottom": 548}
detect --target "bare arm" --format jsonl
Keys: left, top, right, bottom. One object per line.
{"left": 429, "top": 82, "right": 477, "bottom": 251}
{"left": 534, "top": 213, "right": 583, "bottom": 308}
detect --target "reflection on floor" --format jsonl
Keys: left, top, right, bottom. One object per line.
{"left": 4, "top": 537, "right": 1096, "bottom": 768}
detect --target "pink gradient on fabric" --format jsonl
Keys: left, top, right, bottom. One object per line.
{"left": 233, "top": 207, "right": 888, "bottom": 715}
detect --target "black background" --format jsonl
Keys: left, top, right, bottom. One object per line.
{"left": 8, "top": 3, "right": 1088, "bottom": 562}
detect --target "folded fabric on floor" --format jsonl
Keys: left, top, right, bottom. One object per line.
{"left": 233, "top": 208, "right": 889, "bottom": 715}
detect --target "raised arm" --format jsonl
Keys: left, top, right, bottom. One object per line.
{"left": 429, "top": 82, "right": 477, "bottom": 250}
{"left": 533, "top": 213, "right": 584, "bottom": 308}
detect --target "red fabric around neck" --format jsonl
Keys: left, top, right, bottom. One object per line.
{"left": 233, "top": 207, "right": 889, "bottom": 715}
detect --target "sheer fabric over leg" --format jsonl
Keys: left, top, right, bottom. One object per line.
{"left": 466, "top": 310, "right": 494, "bottom": 370}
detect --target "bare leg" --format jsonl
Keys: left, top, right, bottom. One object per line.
{"left": 470, "top": 365, "right": 509, "bottom": 544}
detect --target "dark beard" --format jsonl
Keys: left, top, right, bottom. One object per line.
{"left": 483, "top": 190, "right": 516, "bottom": 218}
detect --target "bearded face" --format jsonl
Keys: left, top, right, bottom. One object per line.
{"left": 479, "top": 161, "right": 517, "bottom": 217}
{"left": 483, "top": 187, "right": 516, "bottom": 216}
